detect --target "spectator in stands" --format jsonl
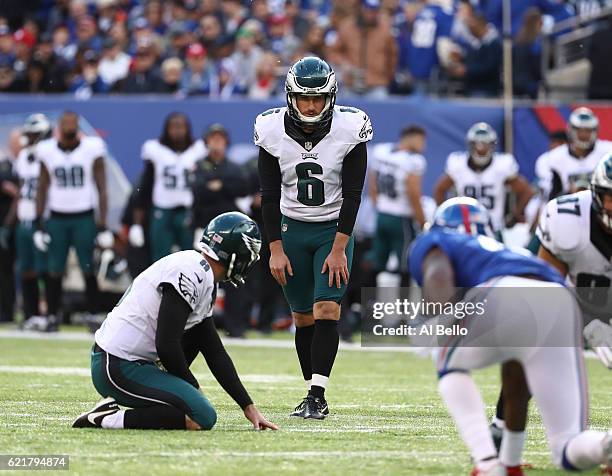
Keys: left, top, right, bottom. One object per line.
{"left": 165, "top": 21, "right": 192, "bottom": 59}
{"left": 144, "top": 0, "right": 166, "bottom": 35}
{"left": 52, "top": 25, "right": 77, "bottom": 64}
{"left": 0, "top": 58, "right": 25, "bottom": 92}
{"left": 108, "top": 20, "right": 130, "bottom": 52}
{"left": 75, "top": 16, "right": 103, "bottom": 52}
{"left": 69, "top": 49, "right": 110, "bottom": 97}
{"left": 300, "top": 18, "right": 327, "bottom": 58}
{"left": 448, "top": 8, "right": 502, "bottom": 97}
{"left": 483, "top": 0, "right": 573, "bottom": 37}
{"left": 326, "top": 0, "right": 397, "bottom": 98}
{"left": 0, "top": 24, "right": 14, "bottom": 62}
{"left": 230, "top": 27, "right": 264, "bottom": 92}
{"left": 159, "top": 56, "right": 184, "bottom": 94}
{"left": 285, "top": 0, "right": 312, "bottom": 39}
{"left": 221, "top": 0, "right": 249, "bottom": 38}
{"left": 199, "top": 14, "right": 232, "bottom": 60}
{"left": 180, "top": 42, "right": 215, "bottom": 95}
{"left": 96, "top": 0, "right": 120, "bottom": 36}
{"left": 403, "top": 0, "right": 454, "bottom": 94}
{"left": 248, "top": 51, "right": 281, "bottom": 99}
{"left": 512, "top": 7, "right": 543, "bottom": 98}
{"left": 587, "top": 16, "right": 612, "bottom": 99}
{"left": 266, "top": 13, "right": 301, "bottom": 65}
{"left": 121, "top": 38, "right": 164, "bottom": 93}
{"left": 211, "top": 58, "right": 247, "bottom": 99}
{"left": 98, "top": 37, "right": 131, "bottom": 90}
{"left": 249, "top": 0, "right": 270, "bottom": 26}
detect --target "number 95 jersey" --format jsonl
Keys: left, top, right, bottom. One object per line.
{"left": 536, "top": 190, "right": 612, "bottom": 317}
{"left": 254, "top": 105, "right": 373, "bottom": 222}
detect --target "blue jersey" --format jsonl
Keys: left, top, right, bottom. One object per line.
{"left": 407, "top": 5, "right": 454, "bottom": 80}
{"left": 409, "top": 229, "right": 565, "bottom": 287}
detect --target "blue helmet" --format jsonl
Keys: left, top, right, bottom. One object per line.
{"left": 431, "top": 197, "right": 496, "bottom": 238}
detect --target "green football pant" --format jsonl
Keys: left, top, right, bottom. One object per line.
{"left": 149, "top": 206, "right": 193, "bottom": 261}
{"left": 46, "top": 211, "right": 96, "bottom": 274}
{"left": 280, "top": 215, "right": 354, "bottom": 313}
{"left": 91, "top": 347, "right": 217, "bottom": 430}
{"left": 15, "top": 221, "right": 47, "bottom": 274}
{"left": 371, "top": 212, "right": 415, "bottom": 273}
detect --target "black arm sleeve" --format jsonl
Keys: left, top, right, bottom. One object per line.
{"left": 186, "top": 318, "right": 253, "bottom": 410}
{"left": 135, "top": 160, "right": 154, "bottom": 209}
{"left": 155, "top": 284, "right": 199, "bottom": 389}
{"left": 337, "top": 142, "right": 368, "bottom": 236}
{"left": 257, "top": 146, "right": 282, "bottom": 242}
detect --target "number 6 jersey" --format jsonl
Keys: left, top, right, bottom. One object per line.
{"left": 536, "top": 190, "right": 612, "bottom": 317}
{"left": 254, "top": 105, "right": 373, "bottom": 222}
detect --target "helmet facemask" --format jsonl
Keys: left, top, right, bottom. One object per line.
{"left": 568, "top": 108, "right": 599, "bottom": 151}
{"left": 466, "top": 122, "right": 497, "bottom": 167}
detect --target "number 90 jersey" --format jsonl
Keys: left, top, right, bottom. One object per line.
{"left": 445, "top": 151, "right": 519, "bottom": 230}
{"left": 254, "top": 105, "right": 373, "bottom": 222}
{"left": 536, "top": 190, "right": 612, "bottom": 318}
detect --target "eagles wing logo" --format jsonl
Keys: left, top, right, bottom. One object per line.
{"left": 178, "top": 273, "right": 198, "bottom": 305}
{"left": 242, "top": 233, "right": 262, "bottom": 265}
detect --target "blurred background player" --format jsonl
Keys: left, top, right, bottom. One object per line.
{"left": 33, "top": 111, "right": 113, "bottom": 331}
{"left": 13, "top": 114, "right": 52, "bottom": 327}
{"left": 192, "top": 123, "right": 251, "bottom": 338}
{"left": 0, "top": 139, "right": 18, "bottom": 323}
{"left": 433, "top": 122, "right": 533, "bottom": 237}
{"left": 256, "top": 56, "right": 372, "bottom": 419}
{"left": 130, "top": 112, "right": 205, "bottom": 261}
{"left": 409, "top": 197, "right": 612, "bottom": 476}
{"left": 535, "top": 107, "right": 612, "bottom": 202}
{"left": 368, "top": 125, "right": 427, "bottom": 286}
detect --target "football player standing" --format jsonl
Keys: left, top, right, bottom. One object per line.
{"left": 256, "top": 57, "right": 373, "bottom": 419}
{"left": 434, "top": 122, "right": 533, "bottom": 236}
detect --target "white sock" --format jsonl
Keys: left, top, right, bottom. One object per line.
{"left": 101, "top": 410, "right": 125, "bottom": 429}
{"left": 499, "top": 429, "right": 525, "bottom": 466}
{"left": 305, "top": 379, "right": 312, "bottom": 390}
{"left": 438, "top": 372, "right": 497, "bottom": 463}
{"left": 311, "top": 374, "right": 329, "bottom": 389}
{"left": 565, "top": 430, "right": 606, "bottom": 470}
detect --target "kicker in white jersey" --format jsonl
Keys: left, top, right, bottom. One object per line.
{"left": 254, "top": 105, "right": 373, "bottom": 222}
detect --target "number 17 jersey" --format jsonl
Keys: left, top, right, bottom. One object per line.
{"left": 254, "top": 106, "right": 373, "bottom": 222}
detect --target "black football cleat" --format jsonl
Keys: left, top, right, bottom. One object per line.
{"left": 290, "top": 396, "right": 309, "bottom": 417}
{"left": 72, "top": 397, "right": 119, "bottom": 428}
{"left": 303, "top": 395, "right": 329, "bottom": 420}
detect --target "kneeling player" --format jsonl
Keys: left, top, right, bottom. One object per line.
{"left": 409, "top": 198, "right": 612, "bottom": 475}
{"left": 72, "top": 212, "right": 277, "bottom": 431}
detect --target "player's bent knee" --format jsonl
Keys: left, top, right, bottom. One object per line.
{"left": 313, "top": 301, "right": 340, "bottom": 321}
{"left": 293, "top": 312, "right": 314, "bottom": 327}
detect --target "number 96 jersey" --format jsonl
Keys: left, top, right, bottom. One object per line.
{"left": 536, "top": 190, "right": 612, "bottom": 318}
{"left": 254, "top": 105, "right": 373, "bottom": 222}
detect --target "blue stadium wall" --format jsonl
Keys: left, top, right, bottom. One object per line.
{"left": 3, "top": 95, "right": 605, "bottom": 194}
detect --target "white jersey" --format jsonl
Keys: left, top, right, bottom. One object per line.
{"left": 36, "top": 136, "right": 106, "bottom": 214}
{"left": 371, "top": 142, "right": 426, "bottom": 217}
{"left": 536, "top": 190, "right": 612, "bottom": 318}
{"left": 535, "top": 140, "right": 612, "bottom": 199}
{"left": 254, "top": 105, "right": 373, "bottom": 222}
{"left": 445, "top": 151, "right": 519, "bottom": 229}
{"left": 14, "top": 147, "right": 41, "bottom": 221}
{"left": 142, "top": 139, "right": 206, "bottom": 209}
{"left": 95, "top": 250, "right": 216, "bottom": 362}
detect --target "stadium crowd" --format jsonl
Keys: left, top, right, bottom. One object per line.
{"left": 0, "top": 0, "right": 611, "bottom": 99}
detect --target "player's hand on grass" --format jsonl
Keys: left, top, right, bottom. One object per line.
{"left": 243, "top": 404, "right": 278, "bottom": 431}
{"left": 269, "top": 241, "right": 292, "bottom": 286}
{"left": 322, "top": 248, "right": 348, "bottom": 289}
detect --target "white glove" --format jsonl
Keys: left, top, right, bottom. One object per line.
{"left": 583, "top": 319, "right": 612, "bottom": 369}
{"left": 96, "top": 229, "right": 115, "bottom": 249}
{"left": 33, "top": 230, "right": 51, "bottom": 252}
{"left": 128, "top": 224, "right": 145, "bottom": 248}
{"left": 193, "top": 227, "right": 204, "bottom": 250}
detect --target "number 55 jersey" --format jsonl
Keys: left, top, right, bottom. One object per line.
{"left": 254, "top": 105, "right": 373, "bottom": 222}
{"left": 537, "top": 190, "right": 612, "bottom": 317}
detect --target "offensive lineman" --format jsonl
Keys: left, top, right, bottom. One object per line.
{"left": 535, "top": 107, "right": 612, "bottom": 201}
{"left": 72, "top": 212, "right": 277, "bottom": 432}
{"left": 129, "top": 112, "right": 206, "bottom": 261}
{"left": 433, "top": 122, "right": 533, "bottom": 234}
{"left": 13, "top": 114, "right": 52, "bottom": 328}
{"left": 369, "top": 126, "right": 427, "bottom": 285}
{"left": 34, "top": 111, "right": 114, "bottom": 331}
{"left": 409, "top": 198, "right": 612, "bottom": 475}
{"left": 256, "top": 57, "right": 373, "bottom": 419}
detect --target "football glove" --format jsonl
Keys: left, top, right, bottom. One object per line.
{"left": 583, "top": 319, "right": 612, "bottom": 369}
{"left": 128, "top": 224, "right": 145, "bottom": 248}
{"left": 33, "top": 230, "right": 51, "bottom": 252}
{"left": 96, "top": 229, "right": 115, "bottom": 249}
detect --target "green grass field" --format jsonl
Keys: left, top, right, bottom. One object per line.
{"left": 0, "top": 332, "right": 610, "bottom": 476}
